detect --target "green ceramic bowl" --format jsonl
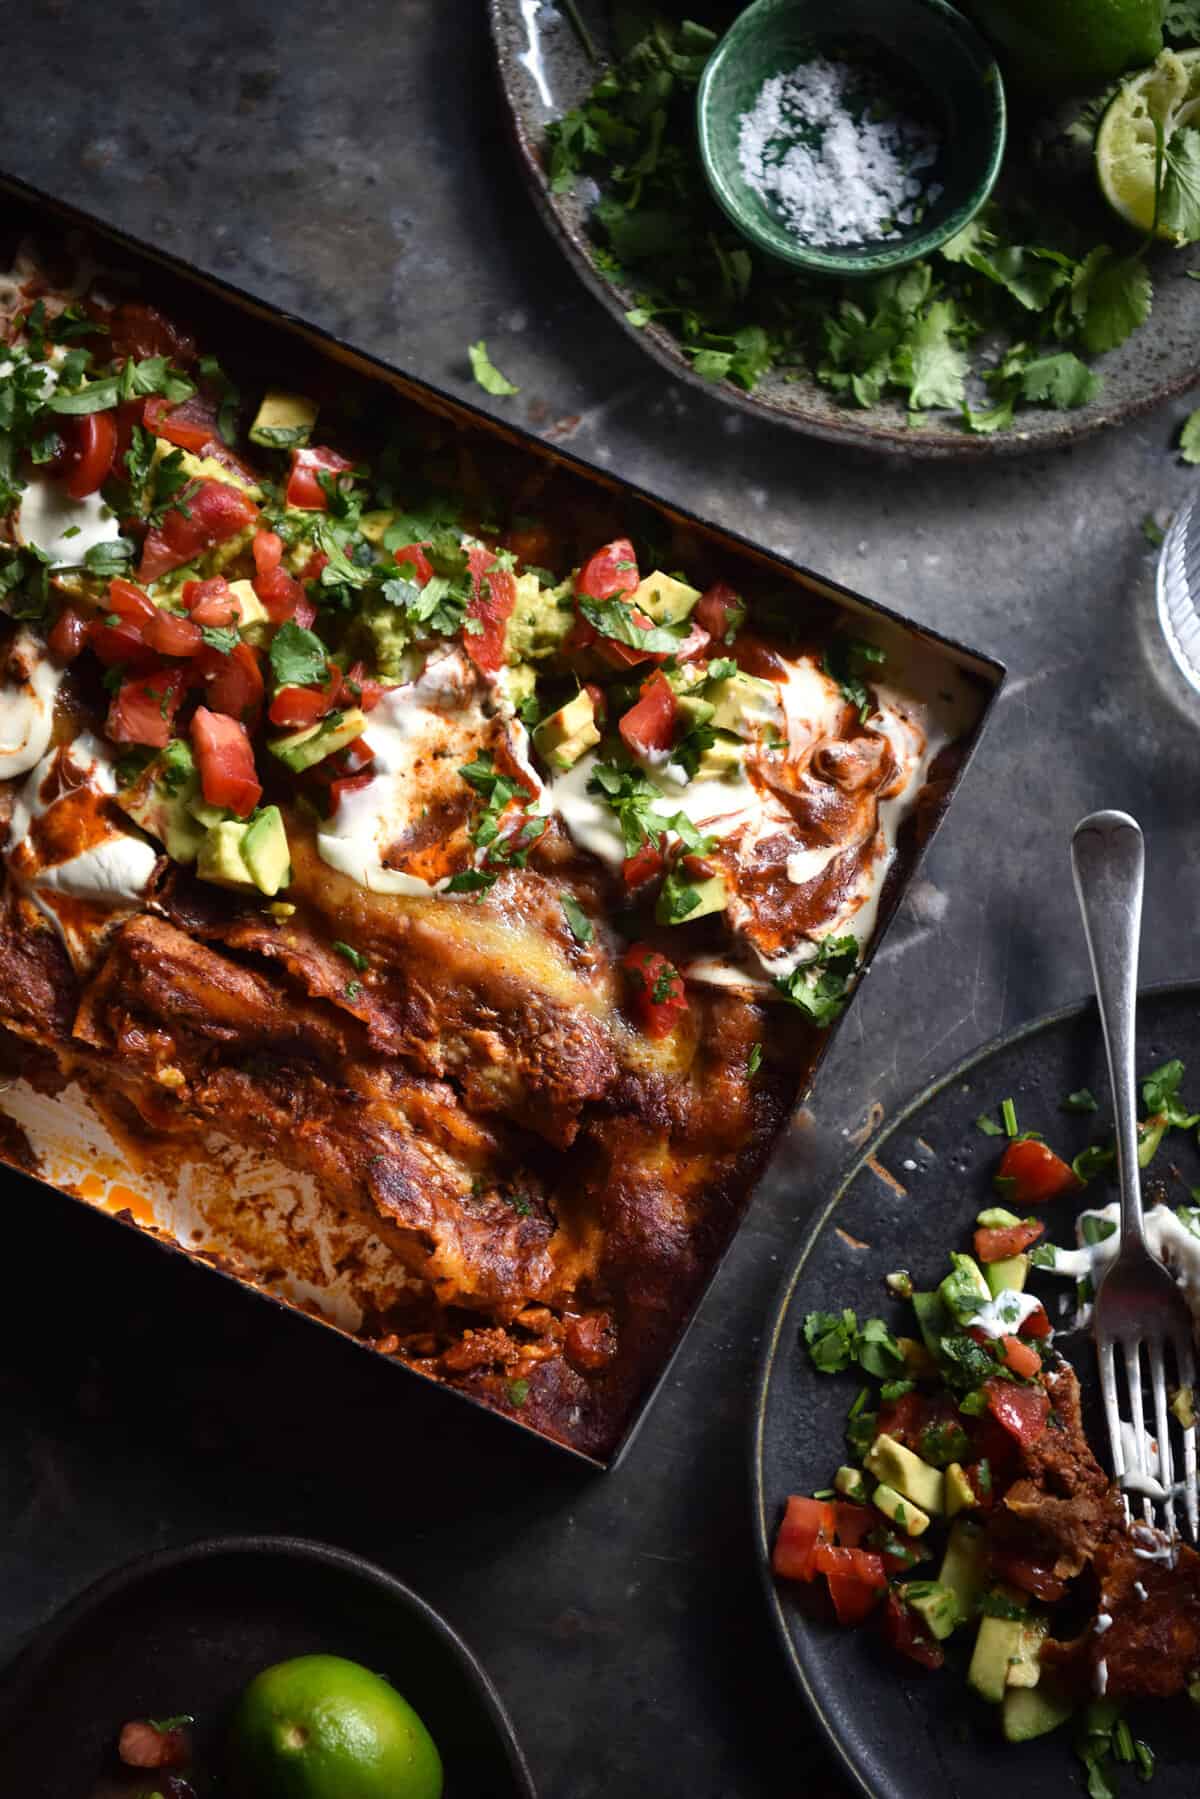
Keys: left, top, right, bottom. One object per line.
{"left": 696, "top": 0, "right": 1007, "bottom": 278}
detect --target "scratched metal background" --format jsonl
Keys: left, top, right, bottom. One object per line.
{"left": 1, "top": 4, "right": 1199, "bottom": 1797}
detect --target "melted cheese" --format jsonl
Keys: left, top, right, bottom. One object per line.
{"left": 0, "top": 627, "right": 64, "bottom": 778}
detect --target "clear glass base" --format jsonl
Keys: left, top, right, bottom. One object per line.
{"left": 1158, "top": 497, "right": 1200, "bottom": 696}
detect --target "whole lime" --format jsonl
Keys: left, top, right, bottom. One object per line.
{"left": 227, "top": 1654, "right": 443, "bottom": 1799}
{"left": 967, "top": 0, "right": 1164, "bottom": 89}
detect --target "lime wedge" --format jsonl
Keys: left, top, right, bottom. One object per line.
{"left": 1095, "top": 48, "right": 1200, "bottom": 242}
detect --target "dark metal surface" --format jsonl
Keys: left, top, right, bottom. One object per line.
{"left": 0, "top": 4, "right": 1198, "bottom": 1797}
{"left": 489, "top": 0, "right": 1200, "bottom": 458}
{"left": 0, "top": 1537, "right": 536, "bottom": 1796}
{"left": 754, "top": 983, "right": 1200, "bottom": 1799}
{"left": 0, "top": 168, "right": 1000, "bottom": 1469}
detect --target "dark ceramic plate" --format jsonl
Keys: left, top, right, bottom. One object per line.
{"left": 752, "top": 984, "right": 1200, "bottom": 1799}
{"left": 489, "top": 1, "right": 1200, "bottom": 458}
{"left": 0, "top": 1537, "right": 535, "bottom": 1799}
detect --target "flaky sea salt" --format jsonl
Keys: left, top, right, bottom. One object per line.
{"left": 737, "top": 55, "right": 942, "bottom": 249}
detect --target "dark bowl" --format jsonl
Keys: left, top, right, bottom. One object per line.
{"left": 0, "top": 1536, "right": 536, "bottom": 1798}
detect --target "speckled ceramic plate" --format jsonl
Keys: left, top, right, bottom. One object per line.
{"left": 752, "top": 984, "right": 1200, "bottom": 1799}
{"left": 490, "top": 1, "right": 1200, "bottom": 458}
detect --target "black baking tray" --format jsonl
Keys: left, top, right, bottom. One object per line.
{"left": 0, "top": 167, "right": 1005, "bottom": 1468}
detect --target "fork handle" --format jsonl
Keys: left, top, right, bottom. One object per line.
{"left": 1071, "top": 810, "right": 1147, "bottom": 1253}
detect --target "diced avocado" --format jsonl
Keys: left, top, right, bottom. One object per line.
{"left": 357, "top": 595, "right": 417, "bottom": 681}
{"left": 545, "top": 726, "right": 596, "bottom": 772}
{"left": 897, "top": 1335, "right": 940, "bottom": 1378}
{"left": 270, "top": 707, "right": 368, "bottom": 774}
{"left": 499, "top": 662, "right": 536, "bottom": 712}
{"left": 969, "top": 1616, "right": 1027, "bottom": 1705}
{"left": 707, "top": 670, "right": 781, "bottom": 737}
{"left": 188, "top": 793, "right": 231, "bottom": 829}
{"left": 865, "top": 1433, "right": 945, "bottom": 1516}
{"left": 197, "top": 819, "right": 255, "bottom": 889}
{"left": 656, "top": 869, "right": 728, "bottom": 927}
{"left": 1002, "top": 1684, "right": 1074, "bottom": 1743}
{"left": 506, "top": 571, "right": 574, "bottom": 662}
{"left": 226, "top": 578, "right": 272, "bottom": 648}
{"left": 630, "top": 570, "right": 700, "bottom": 625}
{"left": 118, "top": 741, "right": 206, "bottom": 863}
{"left": 985, "top": 1253, "right": 1029, "bottom": 1298}
{"left": 871, "top": 1482, "right": 931, "bottom": 1538}
{"left": 240, "top": 805, "right": 291, "bottom": 897}
{"left": 835, "top": 1465, "right": 868, "bottom": 1503}
{"left": 938, "top": 1517, "right": 986, "bottom": 1619}
{"left": 695, "top": 734, "right": 744, "bottom": 780}
{"left": 900, "top": 1581, "right": 960, "bottom": 1641}
{"left": 177, "top": 445, "right": 262, "bottom": 501}
{"left": 977, "top": 1205, "right": 1022, "bottom": 1229}
{"left": 534, "top": 690, "right": 598, "bottom": 763}
{"left": 357, "top": 509, "right": 395, "bottom": 547}
{"left": 944, "top": 1463, "right": 978, "bottom": 1518}
{"left": 248, "top": 388, "right": 319, "bottom": 449}
{"left": 938, "top": 1252, "right": 991, "bottom": 1326}
{"left": 911, "top": 1289, "right": 951, "bottom": 1359}
{"left": 1006, "top": 1617, "right": 1047, "bottom": 1690}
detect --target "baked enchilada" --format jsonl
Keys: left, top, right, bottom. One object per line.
{"left": 0, "top": 249, "right": 985, "bottom": 1456}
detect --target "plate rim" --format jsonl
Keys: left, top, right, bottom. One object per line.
{"left": 487, "top": 0, "right": 1200, "bottom": 461}
{"left": 748, "top": 977, "right": 1200, "bottom": 1799}
{"left": 0, "top": 1533, "right": 537, "bottom": 1798}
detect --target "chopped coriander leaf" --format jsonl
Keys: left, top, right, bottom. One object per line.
{"left": 1062, "top": 1087, "right": 1099, "bottom": 1113}
{"left": 775, "top": 935, "right": 858, "bottom": 1027}
{"left": 507, "top": 1377, "right": 530, "bottom": 1408}
{"left": 1142, "top": 1057, "right": 1200, "bottom": 1127}
{"left": 269, "top": 620, "right": 329, "bottom": 688}
{"left": 975, "top": 1112, "right": 1004, "bottom": 1136}
{"left": 82, "top": 537, "right": 136, "bottom": 577}
{"left": 1141, "top": 513, "right": 1167, "bottom": 547}
{"left": 822, "top": 638, "right": 885, "bottom": 723}
{"left": 560, "top": 892, "right": 594, "bottom": 945}
{"left": 332, "top": 940, "right": 369, "bottom": 972}
{"left": 577, "top": 596, "right": 686, "bottom": 654}
{"left": 1074, "top": 1142, "right": 1117, "bottom": 1184}
{"left": 345, "top": 980, "right": 362, "bottom": 1000}
{"left": 1182, "top": 409, "right": 1200, "bottom": 466}
{"left": 199, "top": 623, "right": 240, "bottom": 656}
{"left": 747, "top": 1041, "right": 763, "bottom": 1077}
{"left": 468, "top": 341, "right": 519, "bottom": 397}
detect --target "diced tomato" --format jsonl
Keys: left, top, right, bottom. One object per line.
{"left": 285, "top": 444, "right": 354, "bottom": 510}
{"left": 985, "top": 1376, "right": 1050, "bottom": 1449}
{"left": 199, "top": 640, "right": 264, "bottom": 724}
{"left": 996, "top": 1138, "right": 1081, "bottom": 1205}
{"left": 620, "top": 943, "right": 688, "bottom": 1039}
{"left": 269, "top": 682, "right": 334, "bottom": 728}
{"left": 974, "top": 1219, "right": 1045, "bottom": 1263}
{"left": 294, "top": 593, "right": 318, "bottom": 629}
{"left": 576, "top": 538, "right": 638, "bottom": 603}
{"left": 329, "top": 771, "right": 375, "bottom": 811}
{"left": 117, "top": 1718, "right": 190, "bottom": 1770}
{"left": 1018, "top": 1302, "right": 1052, "bottom": 1339}
{"left": 143, "top": 392, "right": 219, "bottom": 453}
{"left": 191, "top": 706, "right": 261, "bottom": 817}
{"left": 64, "top": 411, "right": 117, "bottom": 499}
{"left": 391, "top": 542, "right": 434, "bottom": 586}
{"left": 301, "top": 549, "right": 328, "bottom": 581}
{"left": 622, "top": 842, "right": 665, "bottom": 891}
{"left": 772, "top": 1496, "right": 835, "bottom": 1583}
{"left": 47, "top": 605, "right": 89, "bottom": 662}
{"left": 813, "top": 1545, "right": 888, "bottom": 1625}
{"left": 990, "top": 1547, "right": 1067, "bottom": 1604}
{"left": 619, "top": 671, "right": 678, "bottom": 758}
{"left": 107, "top": 302, "right": 194, "bottom": 364}
{"left": 87, "top": 614, "right": 156, "bottom": 671}
{"left": 998, "top": 1335, "right": 1043, "bottom": 1379}
{"left": 106, "top": 665, "right": 187, "bottom": 748}
{"left": 832, "top": 1502, "right": 873, "bottom": 1548}
{"left": 182, "top": 576, "right": 239, "bottom": 629}
{"left": 881, "top": 1591, "right": 945, "bottom": 1670}
{"left": 565, "top": 610, "right": 597, "bottom": 653}
{"left": 138, "top": 477, "right": 257, "bottom": 582}
{"left": 341, "top": 661, "right": 387, "bottom": 711}
{"left": 877, "top": 1390, "right": 926, "bottom": 1449}
{"left": 252, "top": 563, "right": 307, "bottom": 624}
{"left": 142, "top": 606, "right": 203, "bottom": 658}
{"left": 107, "top": 577, "right": 157, "bottom": 624}
{"left": 251, "top": 528, "right": 283, "bottom": 578}
{"left": 694, "top": 580, "right": 745, "bottom": 645}
{"left": 464, "top": 549, "right": 518, "bottom": 677}
{"left": 674, "top": 620, "right": 713, "bottom": 664}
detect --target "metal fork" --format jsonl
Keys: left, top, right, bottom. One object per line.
{"left": 1071, "top": 809, "right": 1199, "bottom": 1542}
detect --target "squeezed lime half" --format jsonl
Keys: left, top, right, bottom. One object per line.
{"left": 1095, "top": 47, "right": 1200, "bottom": 242}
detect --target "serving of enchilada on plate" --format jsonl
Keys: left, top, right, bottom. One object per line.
{"left": 0, "top": 223, "right": 997, "bottom": 1460}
